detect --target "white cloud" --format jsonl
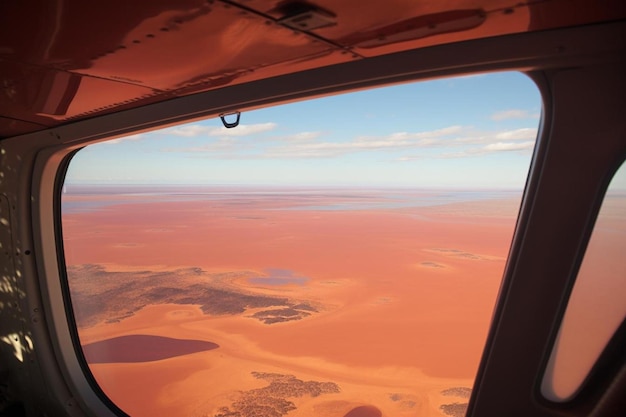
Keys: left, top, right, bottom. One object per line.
{"left": 396, "top": 155, "right": 424, "bottom": 161}
{"left": 161, "top": 122, "right": 277, "bottom": 137}
{"left": 495, "top": 128, "right": 537, "bottom": 140}
{"left": 484, "top": 141, "right": 535, "bottom": 151}
{"left": 438, "top": 140, "right": 535, "bottom": 159}
{"left": 208, "top": 122, "right": 277, "bottom": 137}
{"left": 356, "top": 125, "right": 463, "bottom": 143}
{"left": 491, "top": 109, "right": 540, "bottom": 121}
{"left": 278, "top": 131, "right": 322, "bottom": 142}
{"left": 164, "top": 126, "right": 465, "bottom": 159}
{"left": 396, "top": 128, "right": 537, "bottom": 160}
{"left": 162, "top": 137, "right": 243, "bottom": 154}
{"left": 103, "top": 133, "right": 144, "bottom": 144}
{"left": 164, "top": 125, "right": 212, "bottom": 137}
{"left": 161, "top": 125, "right": 539, "bottom": 160}
{"left": 263, "top": 127, "right": 466, "bottom": 158}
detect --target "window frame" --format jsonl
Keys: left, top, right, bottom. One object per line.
{"left": 56, "top": 71, "right": 543, "bottom": 416}
{"left": 539, "top": 156, "right": 626, "bottom": 404}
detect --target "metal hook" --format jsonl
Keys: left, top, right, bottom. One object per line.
{"left": 219, "top": 111, "right": 241, "bottom": 128}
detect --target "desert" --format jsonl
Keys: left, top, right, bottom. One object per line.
{"left": 62, "top": 187, "right": 522, "bottom": 417}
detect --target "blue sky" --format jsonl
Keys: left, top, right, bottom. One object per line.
{"left": 66, "top": 71, "right": 544, "bottom": 188}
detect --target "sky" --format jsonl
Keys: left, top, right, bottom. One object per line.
{"left": 65, "top": 71, "right": 545, "bottom": 188}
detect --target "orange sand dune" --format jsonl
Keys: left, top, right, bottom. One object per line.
{"left": 64, "top": 199, "right": 511, "bottom": 377}
{"left": 344, "top": 405, "right": 382, "bottom": 417}
{"left": 80, "top": 303, "right": 471, "bottom": 417}
{"left": 62, "top": 191, "right": 521, "bottom": 416}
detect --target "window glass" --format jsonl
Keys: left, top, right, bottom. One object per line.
{"left": 61, "top": 72, "right": 540, "bottom": 417}
{"left": 542, "top": 162, "right": 626, "bottom": 402}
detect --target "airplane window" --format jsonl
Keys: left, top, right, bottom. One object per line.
{"left": 541, "top": 162, "right": 626, "bottom": 402}
{"left": 60, "top": 72, "right": 541, "bottom": 417}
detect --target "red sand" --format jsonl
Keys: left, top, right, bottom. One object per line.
{"left": 62, "top": 191, "right": 521, "bottom": 416}
{"left": 343, "top": 405, "right": 382, "bottom": 417}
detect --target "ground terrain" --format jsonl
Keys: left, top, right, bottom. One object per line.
{"left": 62, "top": 187, "right": 523, "bottom": 417}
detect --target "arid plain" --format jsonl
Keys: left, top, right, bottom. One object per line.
{"left": 62, "top": 187, "right": 522, "bottom": 417}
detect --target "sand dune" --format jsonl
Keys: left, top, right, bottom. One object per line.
{"left": 62, "top": 189, "right": 521, "bottom": 416}
{"left": 343, "top": 405, "right": 382, "bottom": 417}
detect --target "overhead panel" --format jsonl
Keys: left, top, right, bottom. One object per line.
{"left": 239, "top": 0, "right": 625, "bottom": 56}
{"left": 63, "top": 2, "right": 347, "bottom": 92}
{"left": 240, "top": 0, "right": 521, "bottom": 56}
{"left": 0, "top": 0, "right": 625, "bottom": 138}
{"left": 0, "top": 0, "right": 351, "bottom": 137}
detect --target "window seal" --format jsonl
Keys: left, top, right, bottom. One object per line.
{"left": 54, "top": 149, "right": 130, "bottom": 417}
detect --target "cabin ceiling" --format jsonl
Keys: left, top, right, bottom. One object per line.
{"left": 0, "top": 0, "right": 624, "bottom": 138}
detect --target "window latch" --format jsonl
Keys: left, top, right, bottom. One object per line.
{"left": 220, "top": 111, "right": 241, "bottom": 128}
